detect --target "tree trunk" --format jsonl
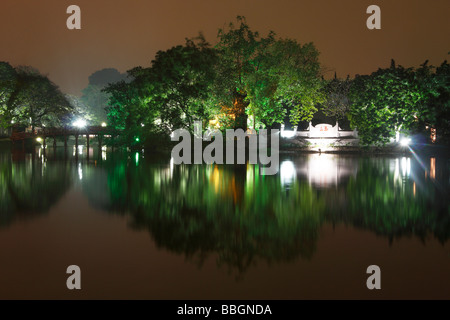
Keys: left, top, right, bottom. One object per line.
{"left": 233, "top": 92, "right": 248, "bottom": 131}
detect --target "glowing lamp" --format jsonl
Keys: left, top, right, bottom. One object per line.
{"left": 73, "top": 119, "right": 87, "bottom": 128}
{"left": 400, "top": 138, "right": 411, "bottom": 147}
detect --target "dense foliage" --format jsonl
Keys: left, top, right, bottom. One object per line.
{"left": 349, "top": 60, "right": 450, "bottom": 145}
{"left": 0, "top": 64, "right": 72, "bottom": 130}
{"left": 103, "top": 17, "right": 324, "bottom": 147}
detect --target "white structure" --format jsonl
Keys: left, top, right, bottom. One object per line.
{"left": 281, "top": 121, "right": 358, "bottom": 138}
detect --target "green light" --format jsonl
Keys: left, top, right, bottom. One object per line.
{"left": 135, "top": 152, "right": 139, "bottom": 166}
{"left": 135, "top": 137, "right": 140, "bottom": 142}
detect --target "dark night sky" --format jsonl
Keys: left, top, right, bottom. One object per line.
{"left": 1, "top": 0, "right": 449, "bottom": 95}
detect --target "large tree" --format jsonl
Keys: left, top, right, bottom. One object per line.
{"left": 214, "top": 16, "right": 324, "bottom": 130}
{"left": 104, "top": 66, "right": 165, "bottom": 147}
{"left": 104, "top": 36, "right": 218, "bottom": 146}
{"left": 146, "top": 35, "right": 218, "bottom": 131}
{"left": 8, "top": 67, "right": 72, "bottom": 130}
{"left": 349, "top": 60, "right": 427, "bottom": 145}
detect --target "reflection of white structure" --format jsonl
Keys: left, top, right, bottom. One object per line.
{"left": 307, "top": 154, "right": 339, "bottom": 186}
{"left": 280, "top": 160, "right": 296, "bottom": 186}
{"left": 300, "top": 154, "right": 358, "bottom": 188}
{"left": 391, "top": 157, "right": 411, "bottom": 182}
{"left": 78, "top": 162, "right": 83, "bottom": 180}
{"left": 101, "top": 146, "right": 107, "bottom": 160}
{"left": 279, "top": 154, "right": 359, "bottom": 188}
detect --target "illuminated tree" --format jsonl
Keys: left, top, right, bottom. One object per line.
{"left": 104, "top": 36, "right": 218, "bottom": 146}
{"left": 103, "top": 69, "right": 151, "bottom": 147}
{"left": 349, "top": 60, "right": 425, "bottom": 145}
{"left": 215, "top": 16, "right": 324, "bottom": 129}
{"left": 0, "top": 61, "right": 17, "bottom": 128}
{"left": 146, "top": 35, "right": 218, "bottom": 131}
{"left": 8, "top": 67, "right": 72, "bottom": 130}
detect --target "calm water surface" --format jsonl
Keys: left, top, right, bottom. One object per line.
{"left": 0, "top": 146, "right": 449, "bottom": 299}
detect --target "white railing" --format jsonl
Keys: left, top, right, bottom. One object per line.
{"left": 281, "top": 122, "right": 358, "bottom": 138}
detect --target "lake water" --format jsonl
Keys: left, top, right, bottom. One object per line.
{"left": 0, "top": 146, "right": 449, "bottom": 299}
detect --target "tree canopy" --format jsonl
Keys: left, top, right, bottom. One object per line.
{"left": 349, "top": 59, "right": 449, "bottom": 145}
{"left": 103, "top": 16, "right": 325, "bottom": 147}
{"left": 214, "top": 16, "right": 323, "bottom": 129}
{"left": 0, "top": 65, "right": 72, "bottom": 130}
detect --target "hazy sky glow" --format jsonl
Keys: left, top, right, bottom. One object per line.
{"left": 1, "top": 0, "right": 449, "bottom": 94}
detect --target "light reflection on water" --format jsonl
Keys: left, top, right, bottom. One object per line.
{"left": 0, "top": 146, "right": 449, "bottom": 297}
{"left": 2, "top": 147, "right": 448, "bottom": 230}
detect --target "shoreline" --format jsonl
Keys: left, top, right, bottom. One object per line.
{"left": 1, "top": 138, "right": 449, "bottom": 157}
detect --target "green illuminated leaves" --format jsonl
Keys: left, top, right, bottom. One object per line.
{"left": 349, "top": 62, "right": 429, "bottom": 145}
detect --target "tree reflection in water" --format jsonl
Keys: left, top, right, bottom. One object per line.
{"left": 0, "top": 149, "right": 73, "bottom": 227}
{"left": 83, "top": 158, "right": 323, "bottom": 276}
{"left": 1, "top": 147, "right": 449, "bottom": 276}
{"left": 82, "top": 152, "right": 450, "bottom": 275}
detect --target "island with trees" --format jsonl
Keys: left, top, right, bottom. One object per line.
{"left": 1, "top": 17, "right": 449, "bottom": 153}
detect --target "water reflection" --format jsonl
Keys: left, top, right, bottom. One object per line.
{"left": 0, "top": 149, "right": 72, "bottom": 227}
{"left": 80, "top": 152, "right": 449, "bottom": 274}
{"left": 1, "top": 147, "right": 449, "bottom": 275}
{"left": 299, "top": 154, "right": 358, "bottom": 187}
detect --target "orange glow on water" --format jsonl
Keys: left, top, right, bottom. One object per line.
{"left": 430, "top": 158, "right": 436, "bottom": 179}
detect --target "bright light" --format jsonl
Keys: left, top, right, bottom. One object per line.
{"left": 280, "top": 124, "right": 297, "bottom": 138}
{"left": 73, "top": 119, "right": 87, "bottom": 128}
{"left": 170, "top": 157, "right": 174, "bottom": 176}
{"left": 78, "top": 163, "right": 83, "bottom": 180}
{"left": 401, "top": 157, "right": 411, "bottom": 177}
{"left": 135, "top": 137, "right": 140, "bottom": 142}
{"left": 36, "top": 137, "right": 43, "bottom": 143}
{"left": 280, "top": 160, "right": 296, "bottom": 186}
{"left": 400, "top": 138, "right": 411, "bottom": 146}
{"left": 307, "top": 154, "right": 338, "bottom": 187}
{"left": 280, "top": 130, "right": 296, "bottom": 138}
{"left": 101, "top": 122, "right": 107, "bottom": 127}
